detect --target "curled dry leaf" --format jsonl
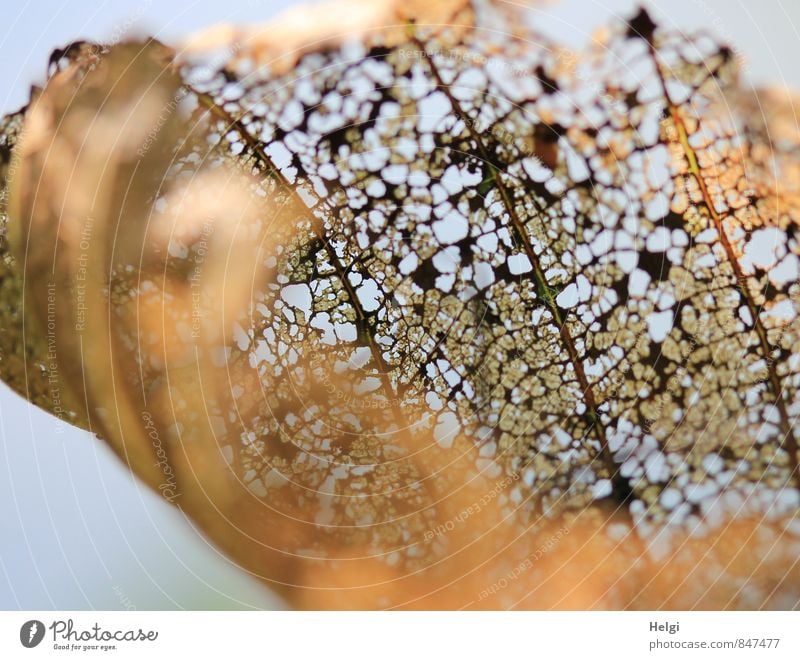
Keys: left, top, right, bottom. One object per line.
{"left": 1, "top": 3, "right": 800, "bottom": 608}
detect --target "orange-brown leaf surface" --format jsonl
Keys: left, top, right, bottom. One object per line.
{"left": 1, "top": 1, "right": 799, "bottom": 608}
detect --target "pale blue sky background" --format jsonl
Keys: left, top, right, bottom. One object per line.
{"left": 1, "top": 0, "right": 799, "bottom": 610}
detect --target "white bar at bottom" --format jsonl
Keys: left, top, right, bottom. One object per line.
{"left": 0, "top": 611, "right": 797, "bottom": 658}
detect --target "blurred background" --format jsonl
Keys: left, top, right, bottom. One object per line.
{"left": 1, "top": 0, "right": 799, "bottom": 610}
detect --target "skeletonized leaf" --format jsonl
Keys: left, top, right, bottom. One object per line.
{"left": 2, "top": 3, "right": 799, "bottom": 608}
